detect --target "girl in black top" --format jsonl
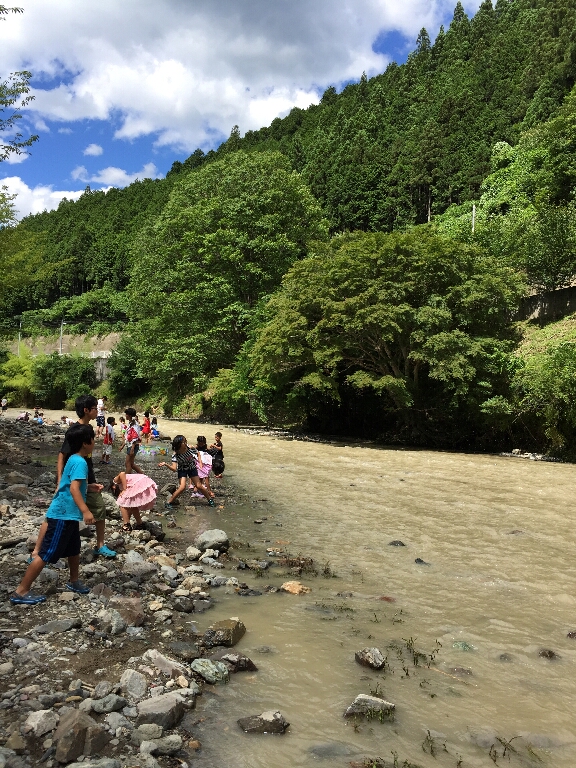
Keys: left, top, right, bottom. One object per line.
{"left": 158, "top": 435, "right": 215, "bottom": 510}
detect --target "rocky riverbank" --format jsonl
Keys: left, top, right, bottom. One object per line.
{"left": 0, "top": 419, "right": 297, "bottom": 768}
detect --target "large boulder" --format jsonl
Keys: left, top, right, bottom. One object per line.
{"left": 109, "top": 596, "right": 145, "bottom": 627}
{"left": 96, "top": 607, "right": 127, "bottom": 635}
{"left": 343, "top": 694, "right": 395, "bottom": 720}
{"left": 194, "top": 529, "right": 229, "bottom": 552}
{"left": 120, "top": 669, "right": 148, "bottom": 701}
{"left": 24, "top": 709, "right": 59, "bottom": 737}
{"left": 203, "top": 618, "right": 246, "bottom": 648}
{"left": 142, "top": 649, "right": 187, "bottom": 677}
{"left": 53, "top": 709, "right": 109, "bottom": 763}
{"left": 190, "top": 659, "right": 229, "bottom": 685}
{"left": 135, "top": 692, "right": 186, "bottom": 729}
{"left": 237, "top": 711, "right": 289, "bottom": 734}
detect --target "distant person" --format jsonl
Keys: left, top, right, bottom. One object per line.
{"left": 10, "top": 424, "right": 96, "bottom": 605}
{"left": 102, "top": 416, "right": 116, "bottom": 465}
{"left": 141, "top": 411, "right": 151, "bottom": 444}
{"left": 158, "top": 435, "right": 215, "bottom": 509}
{"left": 96, "top": 396, "right": 107, "bottom": 439}
{"left": 209, "top": 431, "right": 224, "bottom": 477}
{"left": 151, "top": 417, "right": 160, "bottom": 440}
{"left": 118, "top": 415, "right": 127, "bottom": 439}
{"left": 110, "top": 471, "right": 157, "bottom": 532}
{"left": 61, "top": 415, "right": 74, "bottom": 427}
{"left": 16, "top": 411, "right": 29, "bottom": 421}
{"left": 1, "top": 396, "right": 8, "bottom": 414}
{"left": 119, "top": 407, "right": 143, "bottom": 474}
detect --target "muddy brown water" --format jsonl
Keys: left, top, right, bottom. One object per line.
{"left": 15, "top": 411, "right": 576, "bottom": 767}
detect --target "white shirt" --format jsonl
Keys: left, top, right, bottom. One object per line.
{"left": 97, "top": 398, "right": 105, "bottom": 417}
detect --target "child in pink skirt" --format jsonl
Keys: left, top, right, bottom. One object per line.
{"left": 110, "top": 471, "right": 157, "bottom": 532}
{"left": 189, "top": 436, "right": 214, "bottom": 499}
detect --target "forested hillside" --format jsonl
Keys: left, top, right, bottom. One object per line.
{"left": 2, "top": 0, "right": 576, "bottom": 454}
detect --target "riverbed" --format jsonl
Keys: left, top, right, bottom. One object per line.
{"left": 16, "top": 410, "right": 576, "bottom": 767}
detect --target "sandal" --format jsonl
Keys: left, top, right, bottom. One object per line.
{"left": 121, "top": 523, "right": 132, "bottom": 533}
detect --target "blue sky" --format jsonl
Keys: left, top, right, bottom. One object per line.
{"left": 0, "top": 0, "right": 481, "bottom": 218}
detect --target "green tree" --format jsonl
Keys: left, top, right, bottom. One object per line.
{"left": 245, "top": 229, "right": 524, "bottom": 439}
{"left": 127, "top": 150, "right": 327, "bottom": 394}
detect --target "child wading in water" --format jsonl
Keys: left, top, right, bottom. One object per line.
{"left": 110, "top": 472, "right": 157, "bottom": 532}
{"left": 192, "top": 436, "right": 214, "bottom": 498}
{"left": 119, "top": 407, "right": 143, "bottom": 473}
{"left": 209, "top": 431, "right": 224, "bottom": 477}
{"left": 158, "top": 435, "right": 215, "bottom": 510}
{"left": 11, "top": 424, "right": 96, "bottom": 605}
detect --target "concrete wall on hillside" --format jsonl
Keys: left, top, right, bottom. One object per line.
{"left": 516, "top": 286, "right": 576, "bottom": 322}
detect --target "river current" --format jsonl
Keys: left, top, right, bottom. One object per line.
{"left": 41, "top": 412, "right": 576, "bottom": 766}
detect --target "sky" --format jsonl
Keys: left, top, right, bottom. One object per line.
{"left": 0, "top": 0, "right": 482, "bottom": 219}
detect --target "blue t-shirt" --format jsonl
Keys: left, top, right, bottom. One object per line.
{"left": 46, "top": 453, "right": 88, "bottom": 521}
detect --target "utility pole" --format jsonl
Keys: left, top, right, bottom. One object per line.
{"left": 472, "top": 203, "right": 476, "bottom": 234}
{"left": 17, "top": 319, "right": 22, "bottom": 358}
{"left": 59, "top": 319, "right": 66, "bottom": 355}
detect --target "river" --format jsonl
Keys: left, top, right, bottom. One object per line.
{"left": 21, "top": 411, "right": 576, "bottom": 767}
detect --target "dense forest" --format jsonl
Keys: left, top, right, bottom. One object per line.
{"left": 2, "top": 0, "right": 576, "bottom": 455}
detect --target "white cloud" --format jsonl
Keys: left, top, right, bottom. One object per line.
{"left": 83, "top": 142, "right": 103, "bottom": 156}
{"left": 58, "top": 127, "right": 73, "bottom": 134}
{"left": 71, "top": 162, "right": 160, "bottom": 186}
{"left": 4, "top": 152, "right": 29, "bottom": 165}
{"left": 0, "top": 0, "right": 483, "bottom": 153}
{"left": 1, "top": 176, "right": 83, "bottom": 218}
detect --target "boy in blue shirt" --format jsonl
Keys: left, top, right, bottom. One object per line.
{"left": 11, "top": 424, "right": 96, "bottom": 606}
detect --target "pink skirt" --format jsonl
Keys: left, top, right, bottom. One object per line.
{"left": 117, "top": 474, "right": 158, "bottom": 510}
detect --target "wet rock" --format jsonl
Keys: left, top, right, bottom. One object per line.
{"left": 142, "top": 649, "right": 187, "bottom": 677}
{"left": 144, "top": 521, "right": 165, "bottom": 542}
{"left": 539, "top": 648, "right": 560, "bottom": 660}
{"left": 237, "top": 588, "right": 263, "bottom": 597}
{"left": 308, "top": 742, "right": 356, "bottom": 758}
{"left": 168, "top": 641, "right": 201, "bottom": 661}
{"left": 135, "top": 692, "right": 186, "bottom": 729}
{"left": 388, "top": 540, "right": 405, "bottom": 546}
{"left": 209, "top": 650, "right": 258, "bottom": 672}
{"left": 415, "top": 558, "right": 430, "bottom": 565}
{"left": 120, "top": 669, "right": 148, "bottom": 701}
{"left": 203, "top": 617, "right": 246, "bottom": 648}
{"left": 190, "top": 658, "right": 230, "bottom": 684}
{"left": 172, "top": 596, "right": 194, "bottom": 613}
{"left": 24, "top": 709, "right": 59, "bottom": 737}
{"left": 96, "top": 607, "right": 127, "bottom": 635}
{"left": 499, "top": 653, "right": 514, "bottom": 662}
{"left": 53, "top": 709, "right": 109, "bottom": 763}
{"left": 92, "top": 694, "right": 128, "bottom": 714}
{"left": 567, "top": 631, "right": 576, "bottom": 639}
{"left": 194, "top": 529, "right": 229, "bottom": 552}
{"left": 452, "top": 641, "right": 475, "bottom": 651}
{"left": 447, "top": 667, "right": 473, "bottom": 676}
{"left": 355, "top": 647, "right": 386, "bottom": 670}
{"left": 237, "top": 710, "right": 289, "bottom": 734}
{"left": 108, "top": 596, "right": 145, "bottom": 627}
{"left": 280, "top": 581, "right": 310, "bottom": 595}
{"left": 343, "top": 694, "right": 395, "bottom": 719}
{"left": 185, "top": 546, "right": 202, "bottom": 561}
{"left": 33, "top": 617, "right": 82, "bottom": 634}
{"left": 140, "top": 734, "right": 183, "bottom": 755}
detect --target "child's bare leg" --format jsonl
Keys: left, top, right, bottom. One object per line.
{"left": 14, "top": 557, "right": 46, "bottom": 596}
{"left": 191, "top": 476, "right": 212, "bottom": 500}
{"left": 132, "top": 508, "right": 143, "bottom": 525}
{"left": 120, "top": 506, "right": 131, "bottom": 525}
{"left": 67, "top": 555, "right": 80, "bottom": 583}
{"left": 204, "top": 476, "right": 214, "bottom": 497}
{"left": 31, "top": 520, "right": 48, "bottom": 558}
{"left": 168, "top": 477, "right": 187, "bottom": 504}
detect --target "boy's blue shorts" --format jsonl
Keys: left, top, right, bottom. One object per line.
{"left": 39, "top": 518, "right": 81, "bottom": 563}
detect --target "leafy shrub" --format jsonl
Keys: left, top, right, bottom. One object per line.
{"left": 32, "top": 353, "right": 97, "bottom": 408}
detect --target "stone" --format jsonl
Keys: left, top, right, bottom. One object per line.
{"left": 142, "top": 649, "right": 187, "bottom": 677}
{"left": 185, "top": 546, "right": 202, "bottom": 561}
{"left": 539, "top": 648, "right": 560, "bottom": 660}
{"left": 180, "top": 575, "right": 206, "bottom": 590}
{"left": 24, "top": 709, "right": 59, "bottom": 737}
{"left": 388, "top": 540, "right": 406, "bottom": 546}
{"left": 5, "top": 732, "right": 26, "bottom": 753}
{"left": 33, "top": 618, "right": 82, "bottom": 634}
{"left": 160, "top": 565, "right": 178, "bottom": 581}
{"left": 131, "top": 724, "right": 163, "bottom": 745}
{"left": 53, "top": 709, "right": 109, "bottom": 763}
{"left": 237, "top": 710, "right": 289, "bottom": 734}
{"left": 343, "top": 694, "right": 395, "bottom": 719}
{"left": 280, "top": 581, "right": 311, "bottom": 595}
{"left": 96, "top": 607, "right": 127, "bottom": 635}
{"left": 355, "top": 647, "right": 386, "bottom": 670}
{"left": 5, "top": 471, "right": 32, "bottom": 485}
{"left": 0, "top": 662, "right": 14, "bottom": 675}
{"left": 104, "top": 711, "right": 132, "bottom": 732}
{"left": 194, "top": 529, "right": 229, "bottom": 552}
{"left": 203, "top": 617, "right": 246, "bottom": 648}
{"left": 125, "top": 550, "right": 144, "bottom": 564}
{"left": 120, "top": 669, "right": 148, "bottom": 701}
{"left": 210, "top": 650, "right": 258, "bottom": 672}
{"left": 101, "top": 492, "right": 120, "bottom": 515}
{"left": 109, "top": 596, "right": 145, "bottom": 626}
{"left": 168, "top": 641, "right": 201, "bottom": 661}
{"left": 172, "top": 597, "right": 194, "bottom": 613}
{"left": 123, "top": 561, "right": 158, "bottom": 579}
{"left": 190, "top": 658, "right": 229, "bottom": 684}
{"left": 135, "top": 692, "right": 186, "bottom": 729}
{"left": 92, "top": 694, "right": 128, "bottom": 714}
{"left": 142, "top": 734, "right": 183, "bottom": 755}
{"left": 93, "top": 681, "right": 113, "bottom": 699}
{"left": 66, "top": 761, "right": 120, "bottom": 768}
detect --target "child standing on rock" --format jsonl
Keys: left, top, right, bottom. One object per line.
{"left": 110, "top": 471, "right": 157, "bottom": 532}
{"left": 158, "top": 435, "right": 215, "bottom": 510}
{"left": 11, "top": 424, "right": 96, "bottom": 605}
{"left": 102, "top": 416, "right": 116, "bottom": 464}
{"left": 119, "top": 407, "right": 143, "bottom": 474}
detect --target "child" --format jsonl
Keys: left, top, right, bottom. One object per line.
{"left": 119, "top": 416, "right": 127, "bottom": 439}
{"left": 11, "top": 424, "right": 96, "bottom": 605}
{"left": 151, "top": 417, "right": 160, "bottom": 440}
{"left": 209, "top": 432, "right": 224, "bottom": 477}
{"left": 141, "top": 411, "right": 151, "bottom": 444}
{"left": 110, "top": 471, "right": 157, "bottom": 532}
{"left": 193, "top": 436, "right": 214, "bottom": 498}
{"left": 119, "top": 407, "right": 143, "bottom": 474}
{"left": 158, "top": 435, "right": 215, "bottom": 509}
{"left": 102, "top": 416, "right": 116, "bottom": 464}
